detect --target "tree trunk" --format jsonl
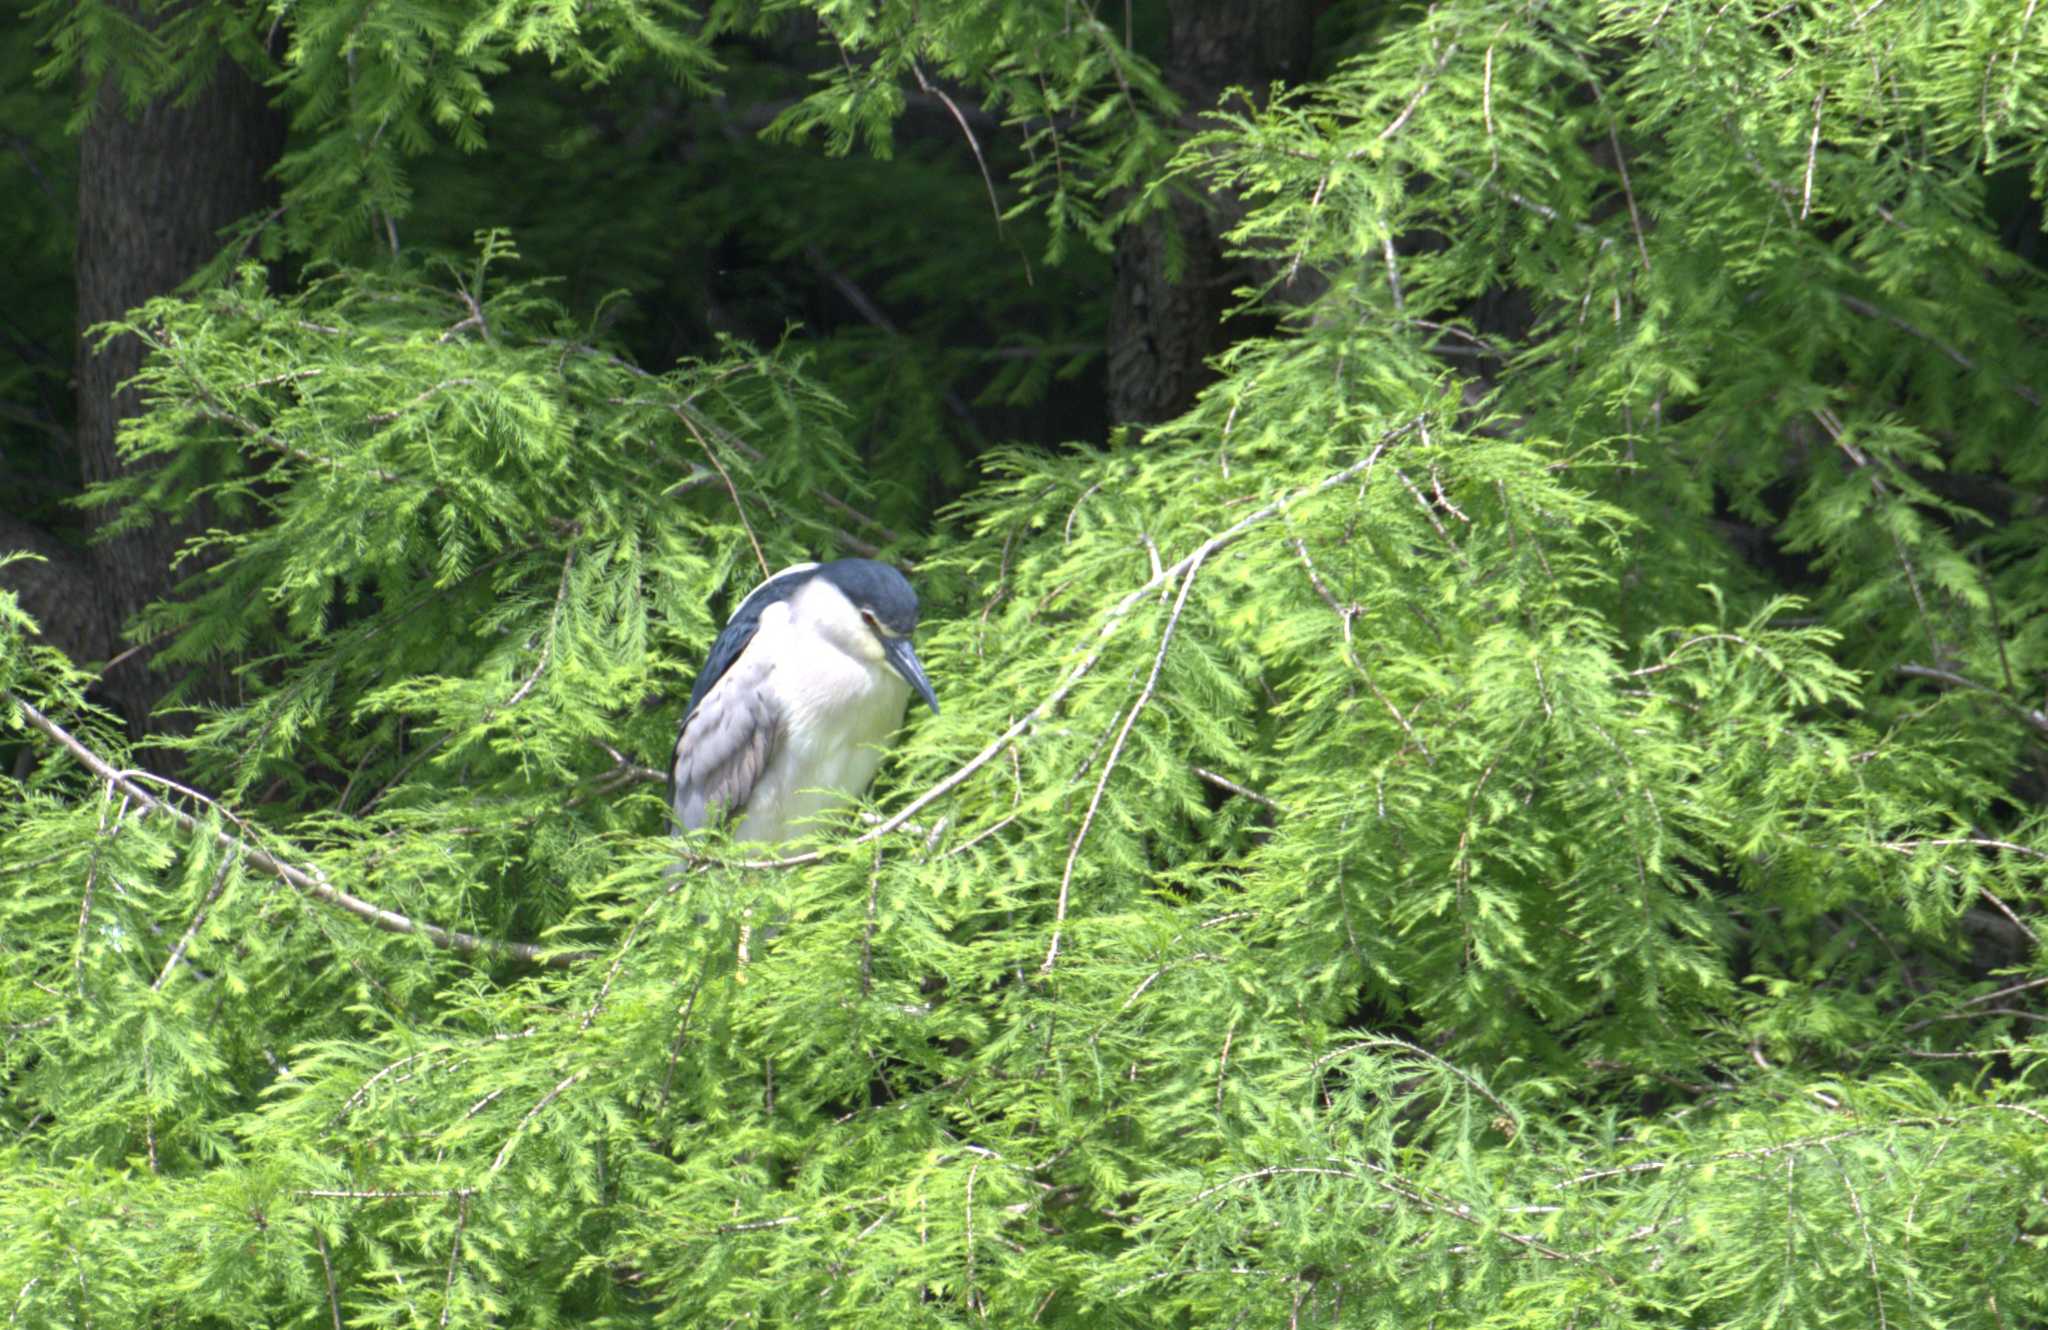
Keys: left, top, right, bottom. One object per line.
{"left": 1106, "top": 0, "right": 1316, "bottom": 427}
{"left": 73, "top": 7, "right": 283, "bottom": 728}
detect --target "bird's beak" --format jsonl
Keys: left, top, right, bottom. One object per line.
{"left": 883, "top": 636, "right": 940, "bottom": 715}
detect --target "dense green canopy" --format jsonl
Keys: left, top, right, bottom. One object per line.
{"left": 4, "top": 1, "right": 2047, "bottom": 1326}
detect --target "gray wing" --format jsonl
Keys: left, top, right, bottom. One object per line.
{"left": 669, "top": 651, "right": 781, "bottom": 834}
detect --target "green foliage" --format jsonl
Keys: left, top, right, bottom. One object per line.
{"left": 7, "top": 1, "right": 2048, "bottom": 1327}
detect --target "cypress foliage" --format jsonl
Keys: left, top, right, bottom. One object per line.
{"left": 5, "top": 1, "right": 2047, "bottom": 1326}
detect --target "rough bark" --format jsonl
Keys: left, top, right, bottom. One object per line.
{"left": 0, "top": 517, "right": 111, "bottom": 667}
{"left": 72, "top": 8, "right": 283, "bottom": 727}
{"left": 1106, "top": 0, "right": 1316, "bottom": 427}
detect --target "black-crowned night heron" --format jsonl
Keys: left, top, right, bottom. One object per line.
{"left": 669, "top": 559, "right": 939, "bottom": 844}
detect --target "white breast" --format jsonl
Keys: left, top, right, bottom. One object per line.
{"left": 734, "top": 598, "right": 913, "bottom": 844}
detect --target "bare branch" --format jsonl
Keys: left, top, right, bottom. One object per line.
{"left": 1190, "top": 765, "right": 1282, "bottom": 813}
{"left": 1801, "top": 87, "right": 1825, "bottom": 220}
{"left": 912, "top": 62, "right": 1004, "bottom": 227}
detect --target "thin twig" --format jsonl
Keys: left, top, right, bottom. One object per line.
{"left": 656, "top": 963, "right": 708, "bottom": 1113}
{"left": 333, "top": 1050, "right": 444, "bottom": 1125}
{"left": 1836, "top": 295, "right": 2041, "bottom": 407}
{"left": 152, "top": 835, "right": 240, "bottom": 990}
{"left": 363, "top": 378, "right": 480, "bottom": 428}
{"left": 862, "top": 841, "right": 881, "bottom": 999}
{"left": 1313, "top": 1034, "right": 1518, "bottom": 1123}
{"left": 500, "top": 549, "right": 576, "bottom": 712}
{"left": 1818, "top": 1141, "right": 1887, "bottom": 1330}
{"left": 1974, "top": 885, "right": 2044, "bottom": 949}
{"left": 580, "top": 890, "right": 669, "bottom": 1030}
{"left": 964, "top": 1160, "right": 980, "bottom": 1315}
{"left": 1043, "top": 548, "right": 1211, "bottom": 975}
{"left": 315, "top": 1229, "right": 343, "bottom": 1330}
{"left": 1189, "top": 765, "right": 1282, "bottom": 813}
{"left": 912, "top": 62, "right": 1004, "bottom": 226}
{"left": 942, "top": 746, "right": 1026, "bottom": 859}
{"left": 439, "top": 1191, "right": 471, "bottom": 1327}
{"left": 1594, "top": 83, "right": 1651, "bottom": 275}
{"left": 1956, "top": 975, "right": 2048, "bottom": 1008}
{"left": 1626, "top": 633, "right": 1767, "bottom": 679}
{"left": 1379, "top": 39, "right": 1460, "bottom": 142}
{"left": 673, "top": 408, "right": 768, "bottom": 579}
{"left": 1482, "top": 45, "right": 1498, "bottom": 172}
{"left": 1291, "top": 535, "right": 1431, "bottom": 762}
{"left": 1393, "top": 466, "right": 1468, "bottom": 564}
{"left": 298, "top": 1188, "right": 477, "bottom": 1201}
{"left": 489, "top": 1071, "right": 586, "bottom": 1175}
{"left": 1216, "top": 1019, "right": 1237, "bottom": 1116}
{"left": 801, "top": 246, "right": 983, "bottom": 438}
{"left": 1380, "top": 231, "right": 1405, "bottom": 314}
{"left": 1285, "top": 171, "right": 1332, "bottom": 288}
{"left": 1800, "top": 87, "right": 1825, "bottom": 220}
{"left": 1895, "top": 663, "right": 2048, "bottom": 737}
{"left": 1883, "top": 836, "right": 2048, "bottom": 862}
{"left": 75, "top": 782, "right": 125, "bottom": 997}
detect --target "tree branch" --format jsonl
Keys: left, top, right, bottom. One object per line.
{"left": 7, "top": 691, "right": 579, "bottom": 968}
{"left": 1043, "top": 545, "right": 1210, "bottom": 976}
{"left": 734, "top": 422, "right": 1420, "bottom": 872}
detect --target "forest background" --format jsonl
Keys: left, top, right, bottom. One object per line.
{"left": 4, "top": 0, "right": 2048, "bottom": 1325}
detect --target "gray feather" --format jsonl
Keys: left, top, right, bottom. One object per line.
{"left": 670, "top": 652, "right": 781, "bottom": 833}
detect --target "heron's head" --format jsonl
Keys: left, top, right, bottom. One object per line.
{"left": 807, "top": 559, "right": 940, "bottom": 714}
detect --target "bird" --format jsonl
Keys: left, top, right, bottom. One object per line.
{"left": 670, "top": 558, "right": 939, "bottom": 845}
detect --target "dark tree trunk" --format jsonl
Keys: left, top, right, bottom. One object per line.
{"left": 1107, "top": 0, "right": 1316, "bottom": 427}
{"left": 73, "top": 8, "right": 283, "bottom": 727}
{"left": 0, "top": 516, "right": 111, "bottom": 669}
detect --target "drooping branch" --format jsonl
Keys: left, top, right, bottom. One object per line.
{"left": 8, "top": 691, "right": 580, "bottom": 969}
{"left": 739, "top": 422, "right": 1418, "bottom": 871}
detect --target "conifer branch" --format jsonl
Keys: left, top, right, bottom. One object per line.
{"left": 152, "top": 836, "right": 238, "bottom": 990}
{"left": 743, "top": 423, "right": 1418, "bottom": 871}
{"left": 1896, "top": 662, "right": 2048, "bottom": 737}
{"left": 7, "top": 692, "right": 578, "bottom": 968}
{"left": 13, "top": 8, "right": 2048, "bottom": 1319}
{"left": 489, "top": 1070, "right": 587, "bottom": 1175}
